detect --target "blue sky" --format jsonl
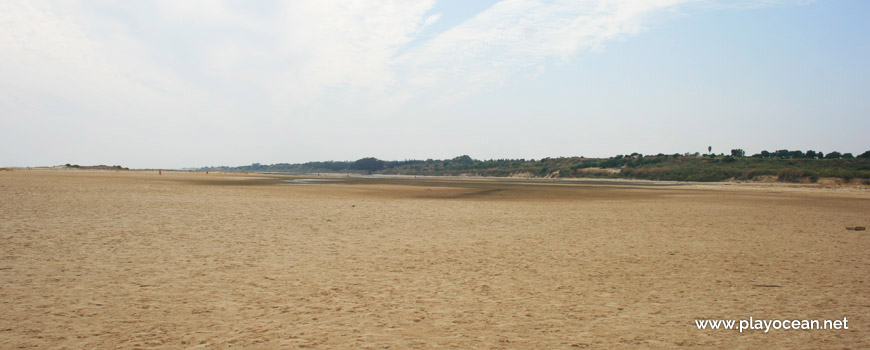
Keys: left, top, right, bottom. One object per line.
{"left": 1, "top": 0, "right": 868, "bottom": 168}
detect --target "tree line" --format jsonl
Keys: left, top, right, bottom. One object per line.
{"left": 201, "top": 149, "right": 870, "bottom": 183}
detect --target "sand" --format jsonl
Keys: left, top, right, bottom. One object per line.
{"left": 1, "top": 169, "right": 868, "bottom": 349}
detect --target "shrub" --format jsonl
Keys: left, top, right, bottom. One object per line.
{"left": 777, "top": 168, "right": 804, "bottom": 182}
{"left": 741, "top": 169, "right": 763, "bottom": 180}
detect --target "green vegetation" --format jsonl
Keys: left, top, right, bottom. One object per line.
{"left": 351, "top": 157, "right": 385, "bottom": 174}
{"left": 64, "top": 164, "right": 128, "bottom": 170}
{"left": 202, "top": 149, "right": 870, "bottom": 183}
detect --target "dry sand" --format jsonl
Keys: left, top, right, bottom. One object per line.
{"left": 1, "top": 169, "right": 868, "bottom": 349}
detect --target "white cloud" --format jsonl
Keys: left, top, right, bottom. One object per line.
{"left": 0, "top": 2, "right": 219, "bottom": 124}
{"left": 0, "top": 0, "right": 811, "bottom": 167}
{"left": 393, "top": 0, "right": 699, "bottom": 108}
{"left": 265, "top": 1, "right": 437, "bottom": 112}
{"left": 1, "top": 0, "right": 765, "bottom": 120}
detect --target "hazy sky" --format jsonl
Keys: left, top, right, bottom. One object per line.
{"left": 2, "top": 0, "right": 868, "bottom": 168}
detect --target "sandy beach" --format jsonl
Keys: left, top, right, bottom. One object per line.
{"left": 1, "top": 169, "right": 868, "bottom": 348}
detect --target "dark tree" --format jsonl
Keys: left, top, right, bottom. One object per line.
{"left": 452, "top": 155, "right": 473, "bottom": 163}
{"left": 760, "top": 150, "right": 771, "bottom": 158}
{"left": 730, "top": 149, "right": 745, "bottom": 157}
{"left": 858, "top": 151, "right": 870, "bottom": 158}
{"left": 352, "top": 157, "right": 385, "bottom": 174}
{"left": 825, "top": 151, "right": 842, "bottom": 159}
{"left": 843, "top": 153, "right": 854, "bottom": 159}
{"left": 806, "top": 150, "right": 817, "bottom": 159}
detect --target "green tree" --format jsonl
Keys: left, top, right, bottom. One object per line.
{"left": 452, "top": 155, "right": 473, "bottom": 163}
{"left": 352, "top": 157, "right": 384, "bottom": 174}
{"left": 730, "top": 149, "right": 745, "bottom": 157}
{"left": 788, "top": 150, "right": 805, "bottom": 158}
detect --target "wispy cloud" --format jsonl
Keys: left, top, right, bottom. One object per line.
{"left": 393, "top": 0, "right": 701, "bottom": 108}
{"left": 0, "top": 0, "right": 810, "bottom": 166}
{"left": 2, "top": 0, "right": 792, "bottom": 117}
{"left": 267, "top": 1, "right": 438, "bottom": 113}
{"left": 0, "top": 2, "right": 220, "bottom": 125}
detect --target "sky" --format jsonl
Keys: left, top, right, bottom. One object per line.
{"left": 1, "top": 0, "right": 868, "bottom": 169}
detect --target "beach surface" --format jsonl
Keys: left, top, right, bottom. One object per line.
{"left": 1, "top": 169, "right": 868, "bottom": 348}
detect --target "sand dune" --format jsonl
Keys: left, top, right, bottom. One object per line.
{"left": 1, "top": 170, "right": 867, "bottom": 348}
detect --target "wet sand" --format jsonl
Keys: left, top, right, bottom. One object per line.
{"left": 1, "top": 170, "right": 868, "bottom": 348}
